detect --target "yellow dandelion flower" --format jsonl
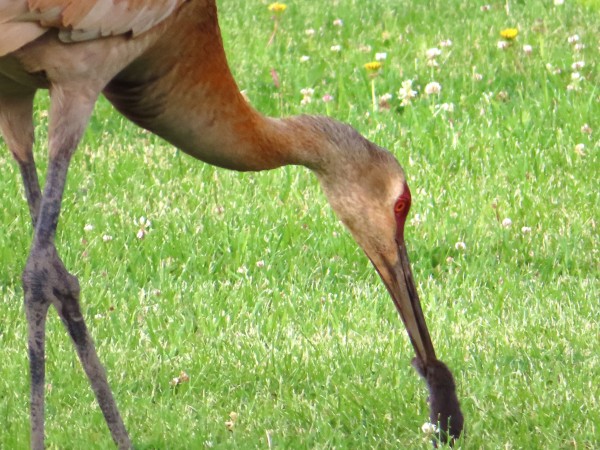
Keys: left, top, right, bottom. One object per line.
{"left": 268, "top": 2, "right": 287, "bottom": 13}
{"left": 500, "top": 28, "right": 518, "bottom": 40}
{"left": 364, "top": 61, "right": 383, "bottom": 71}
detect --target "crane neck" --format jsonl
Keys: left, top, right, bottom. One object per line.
{"left": 104, "top": 0, "right": 366, "bottom": 174}
{"left": 105, "top": 56, "right": 351, "bottom": 173}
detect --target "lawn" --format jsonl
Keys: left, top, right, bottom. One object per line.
{"left": 0, "top": 0, "right": 598, "bottom": 448}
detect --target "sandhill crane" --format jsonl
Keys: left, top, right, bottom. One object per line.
{"left": 0, "top": 1, "right": 464, "bottom": 448}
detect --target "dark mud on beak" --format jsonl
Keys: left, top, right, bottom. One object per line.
{"left": 412, "top": 357, "right": 464, "bottom": 447}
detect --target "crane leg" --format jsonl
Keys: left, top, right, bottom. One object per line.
{"left": 0, "top": 93, "right": 41, "bottom": 226}
{"left": 19, "top": 158, "right": 42, "bottom": 227}
{"left": 0, "top": 93, "right": 44, "bottom": 450}
{"left": 2, "top": 85, "right": 131, "bottom": 449}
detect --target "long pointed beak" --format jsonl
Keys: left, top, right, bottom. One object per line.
{"left": 371, "top": 242, "right": 436, "bottom": 364}
{"left": 370, "top": 236, "right": 465, "bottom": 443}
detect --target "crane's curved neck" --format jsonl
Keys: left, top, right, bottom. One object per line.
{"left": 106, "top": 78, "right": 330, "bottom": 172}
{"left": 104, "top": 1, "right": 334, "bottom": 173}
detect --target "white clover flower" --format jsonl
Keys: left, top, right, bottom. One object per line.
{"left": 330, "top": 44, "right": 342, "bottom": 52}
{"left": 380, "top": 93, "right": 393, "bottom": 102}
{"left": 439, "top": 39, "right": 452, "bottom": 48}
{"left": 571, "top": 72, "right": 582, "bottom": 81}
{"left": 256, "top": 260, "right": 265, "bottom": 268}
{"left": 422, "top": 422, "right": 438, "bottom": 434}
{"left": 424, "top": 81, "right": 441, "bottom": 95}
{"left": 322, "top": 93, "right": 334, "bottom": 103}
{"left": 299, "top": 55, "right": 310, "bottom": 62}
{"left": 502, "top": 218, "right": 513, "bottom": 228}
{"left": 305, "top": 28, "right": 316, "bottom": 37}
{"left": 521, "top": 226, "right": 532, "bottom": 234}
{"left": 398, "top": 80, "right": 417, "bottom": 105}
{"left": 497, "top": 40, "right": 509, "bottom": 50}
{"left": 480, "top": 4, "right": 491, "bottom": 11}
{"left": 375, "top": 52, "right": 387, "bottom": 61}
{"left": 554, "top": 0, "right": 564, "bottom": 5}
{"left": 333, "top": 18, "right": 343, "bottom": 27}
{"left": 410, "top": 214, "right": 423, "bottom": 226}
{"left": 138, "top": 216, "right": 151, "bottom": 228}
{"left": 426, "top": 47, "right": 442, "bottom": 59}
{"left": 84, "top": 224, "right": 94, "bottom": 232}
{"left": 574, "top": 43, "right": 585, "bottom": 52}
{"left": 473, "top": 72, "right": 483, "bottom": 81}
{"left": 523, "top": 44, "right": 533, "bottom": 55}
{"left": 568, "top": 34, "right": 580, "bottom": 44}
{"left": 574, "top": 143, "right": 585, "bottom": 155}
{"left": 439, "top": 102, "right": 454, "bottom": 112}
{"left": 102, "top": 234, "right": 113, "bottom": 242}
{"left": 571, "top": 61, "right": 585, "bottom": 70}
{"left": 581, "top": 123, "right": 592, "bottom": 134}
{"left": 455, "top": 241, "right": 467, "bottom": 251}
{"left": 136, "top": 216, "right": 151, "bottom": 239}
{"left": 300, "top": 88, "right": 314, "bottom": 106}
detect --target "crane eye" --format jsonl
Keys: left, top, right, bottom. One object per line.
{"left": 394, "top": 200, "right": 406, "bottom": 215}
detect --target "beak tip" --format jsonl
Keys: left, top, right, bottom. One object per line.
{"left": 411, "top": 355, "right": 427, "bottom": 378}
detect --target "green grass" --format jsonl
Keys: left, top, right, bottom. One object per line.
{"left": 1, "top": 0, "right": 599, "bottom": 448}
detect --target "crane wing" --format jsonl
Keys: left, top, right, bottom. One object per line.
{"left": 0, "top": 0, "right": 186, "bottom": 57}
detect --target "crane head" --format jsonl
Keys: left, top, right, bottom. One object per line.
{"left": 316, "top": 141, "right": 436, "bottom": 365}
{"left": 316, "top": 138, "right": 463, "bottom": 442}
{"left": 313, "top": 132, "right": 463, "bottom": 442}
